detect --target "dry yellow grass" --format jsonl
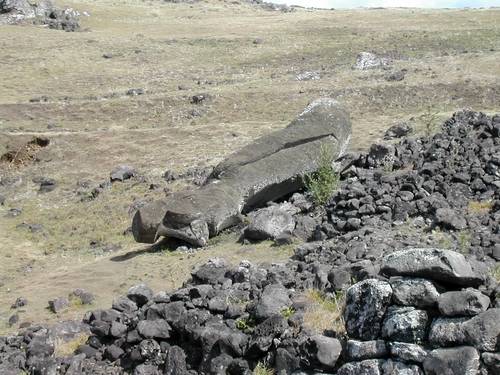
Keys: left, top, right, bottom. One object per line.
{"left": 467, "top": 200, "right": 494, "bottom": 215}
{"left": 302, "top": 289, "right": 346, "bottom": 335}
{"left": 54, "top": 333, "right": 89, "bottom": 357}
{"left": 253, "top": 362, "right": 275, "bottom": 375}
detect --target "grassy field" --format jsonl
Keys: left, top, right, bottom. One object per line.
{"left": 0, "top": 0, "right": 499, "bottom": 333}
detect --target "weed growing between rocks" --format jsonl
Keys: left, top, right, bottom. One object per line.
{"left": 54, "top": 333, "right": 89, "bottom": 357}
{"left": 467, "top": 199, "right": 494, "bottom": 215}
{"left": 253, "top": 362, "right": 274, "bottom": 375}
{"left": 302, "top": 289, "right": 346, "bottom": 335}
{"left": 304, "top": 144, "right": 340, "bottom": 206}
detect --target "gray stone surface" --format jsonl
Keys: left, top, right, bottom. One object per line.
{"left": 423, "top": 346, "right": 480, "bottom": 375}
{"left": 462, "top": 308, "right": 500, "bottom": 351}
{"left": 381, "top": 307, "right": 429, "bottom": 343}
{"left": 253, "top": 284, "right": 291, "bottom": 321}
{"left": 381, "top": 248, "right": 482, "bottom": 287}
{"left": 428, "top": 316, "right": 468, "bottom": 347}
{"left": 346, "top": 340, "right": 388, "bottom": 361}
{"left": 437, "top": 288, "right": 490, "bottom": 316}
{"left": 244, "top": 206, "right": 295, "bottom": 240}
{"left": 337, "top": 359, "right": 383, "bottom": 375}
{"left": 389, "top": 277, "right": 440, "bottom": 308}
{"left": 389, "top": 342, "right": 428, "bottom": 363}
{"left": 381, "top": 360, "right": 423, "bottom": 375}
{"left": 344, "top": 279, "right": 393, "bottom": 340}
{"left": 308, "top": 335, "right": 342, "bottom": 370}
{"left": 133, "top": 98, "right": 351, "bottom": 246}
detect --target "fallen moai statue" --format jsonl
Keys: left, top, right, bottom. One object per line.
{"left": 132, "top": 98, "right": 352, "bottom": 246}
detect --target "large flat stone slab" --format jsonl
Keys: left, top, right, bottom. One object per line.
{"left": 381, "top": 248, "right": 482, "bottom": 287}
{"left": 133, "top": 98, "right": 351, "bottom": 246}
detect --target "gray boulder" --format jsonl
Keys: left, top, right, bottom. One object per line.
{"left": 435, "top": 207, "right": 467, "bottom": 230}
{"left": 423, "top": 346, "right": 480, "bottom": 375}
{"left": 133, "top": 98, "right": 351, "bottom": 246}
{"left": 462, "top": 308, "right": 500, "bottom": 351}
{"left": 428, "top": 309, "right": 500, "bottom": 351}
{"left": 389, "top": 342, "right": 428, "bottom": 363}
{"left": 384, "top": 122, "right": 412, "bottom": 139}
{"left": 428, "top": 316, "right": 468, "bottom": 347}
{"left": 389, "top": 277, "right": 440, "bottom": 308}
{"left": 127, "top": 284, "right": 153, "bottom": 307}
{"left": 381, "top": 360, "right": 423, "bottom": 375}
{"left": 244, "top": 206, "right": 295, "bottom": 241}
{"left": 253, "top": 284, "right": 291, "bottom": 321}
{"left": 306, "top": 335, "right": 342, "bottom": 370}
{"left": 381, "top": 307, "right": 429, "bottom": 343}
{"left": 437, "top": 289, "right": 490, "bottom": 316}
{"left": 137, "top": 320, "right": 171, "bottom": 339}
{"left": 482, "top": 352, "right": 500, "bottom": 373}
{"left": 381, "top": 248, "right": 482, "bottom": 287}
{"left": 354, "top": 52, "right": 389, "bottom": 70}
{"left": 110, "top": 165, "right": 136, "bottom": 182}
{"left": 344, "top": 279, "right": 393, "bottom": 340}
{"left": 346, "top": 340, "right": 388, "bottom": 361}
{"left": 337, "top": 359, "right": 384, "bottom": 375}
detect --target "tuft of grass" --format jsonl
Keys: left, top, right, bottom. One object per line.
{"left": 467, "top": 200, "right": 494, "bottom": 215}
{"left": 302, "top": 289, "right": 345, "bottom": 335}
{"left": 304, "top": 144, "right": 340, "bottom": 206}
{"left": 491, "top": 264, "right": 500, "bottom": 283}
{"left": 456, "top": 230, "right": 472, "bottom": 254}
{"left": 253, "top": 362, "right": 274, "bottom": 375}
{"left": 280, "top": 306, "right": 295, "bottom": 319}
{"left": 54, "top": 333, "right": 89, "bottom": 357}
{"left": 235, "top": 317, "right": 256, "bottom": 333}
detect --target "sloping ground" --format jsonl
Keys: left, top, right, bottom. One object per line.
{"left": 0, "top": 0, "right": 499, "bottom": 334}
{"left": 0, "top": 111, "right": 498, "bottom": 374}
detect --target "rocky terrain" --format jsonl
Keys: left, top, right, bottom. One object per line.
{"left": 1, "top": 110, "right": 498, "bottom": 374}
{"left": 1, "top": 0, "right": 500, "bottom": 373}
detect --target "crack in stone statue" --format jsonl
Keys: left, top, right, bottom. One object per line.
{"left": 132, "top": 98, "right": 352, "bottom": 246}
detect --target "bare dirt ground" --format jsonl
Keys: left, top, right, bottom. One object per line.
{"left": 0, "top": 0, "right": 499, "bottom": 334}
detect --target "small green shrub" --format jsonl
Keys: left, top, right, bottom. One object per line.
{"left": 304, "top": 144, "right": 340, "bottom": 206}
{"left": 236, "top": 317, "right": 255, "bottom": 333}
{"left": 253, "top": 362, "right": 274, "bottom": 375}
{"left": 280, "top": 306, "right": 295, "bottom": 319}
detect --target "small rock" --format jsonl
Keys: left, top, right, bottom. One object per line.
{"left": 253, "top": 284, "right": 291, "bottom": 321}
{"left": 5, "top": 208, "right": 22, "bottom": 217}
{"left": 127, "top": 283, "right": 153, "bottom": 306}
{"left": 354, "top": 51, "right": 389, "bottom": 70}
{"left": 437, "top": 288, "right": 490, "bottom": 316}
{"left": 11, "top": 297, "right": 28, "bottom": 309}
{"left": 190, "top": 94, "right": 208, "bottom": 104}
{"left": 381, "top": 306, "right": 429, "bottom": 343}
{"left": 296, "top": 71, "right": 320, "bottom": 81}
{"left": 49, "top": 297, "right": 70, "bottom": 313}
{"left": 137, "top": 320, "right": 171, "bottom": 339}
{"left": 384, "top": 122, "right": 412, "bottom": 139}
{"left": 70, "top": 289, "right": 95, "bottom": 305}
{"left": 423, "top": 346, "right": 480, "bottom": 375}
{"left": 38, "top": 178, "right": 57, "bottom": 193}
{"left": 304, "top": 335, "right": 342, "bottom": 369}
{"left": 385, "top": 70, "right": 405, "bottom": 82}
{"left": 337, "top": 359, "right": 384, "bottom": 375}
{"left": 435, "top": 208, "right": 467, "bottom": 230}
{"left": 126, "top": 88, "right": 144, "bottom": 96}
{"left": 110, "top": 165, "right": 136, "bottom": 182}
{"left": 244, "top": 206, "right": 295, "bottom": 241}
{"left": 389, "top": 342, "right": 428, "bottom": 363}
{"left": 346, "top": 340, "right": 388, "bottom": 361}
{"left": 8, "top": 313, "right": 19, "bottom": 326}
{"left": 389, "top": 277, "right": 440, "bottom": 308}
